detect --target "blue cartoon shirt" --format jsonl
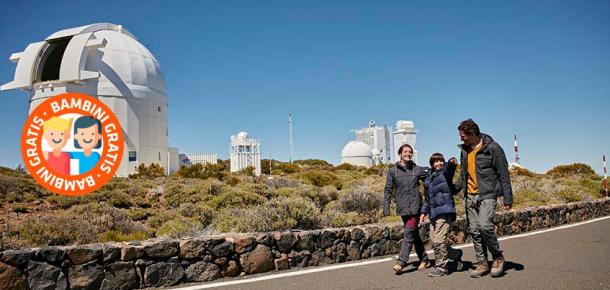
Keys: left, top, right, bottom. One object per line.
{"left": 70, "top": 152, "right": 100, "bottom": 174}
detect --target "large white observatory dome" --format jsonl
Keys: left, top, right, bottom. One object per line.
{"left": 2, "top": 23, "right": 178, "bottom": 176}
{"left": 341, "top": 141, "right": 373, "bottom": 167}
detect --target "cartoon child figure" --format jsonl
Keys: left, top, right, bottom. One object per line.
{"left": 42, "top": 116, "right": 73, "bottom": 175}
{"left": 70, "top": 116, "right": 103, "bottom": 175}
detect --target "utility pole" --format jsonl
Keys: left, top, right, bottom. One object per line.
{"left": 602, "top": 154, "right": 608, "bottom": 197}
{"left": 289, "top": 113, "right": 293, "bottom": 163}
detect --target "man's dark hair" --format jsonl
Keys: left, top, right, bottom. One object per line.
{"left": 397, "top": 143, "right": 413, "bottom": 155}
{"left": 429, "top": 153, "right": 445, "bottom": 168}
{"left": 458, "top": 119, "right": 480, "bottom": 136}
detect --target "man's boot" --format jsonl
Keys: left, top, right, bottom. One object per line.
{"left": 490, "top": 255, "right": 505, "bottom": 277}
{"left": 470, "top": 261, "right": 489, "bottom": 278}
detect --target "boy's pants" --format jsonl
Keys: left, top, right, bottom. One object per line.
{"left": 429, "top": 214, "right": 460, "bottom": 267}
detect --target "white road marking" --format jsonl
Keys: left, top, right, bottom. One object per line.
{"left": 168, "top": 215, "right": 610, "bottom": 290}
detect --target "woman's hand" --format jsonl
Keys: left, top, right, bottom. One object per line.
{"left": 419, "top": 214, "right": 428, "bottom": 226}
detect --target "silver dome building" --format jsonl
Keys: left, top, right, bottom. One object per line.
{"left": 2, "top": 23, "right": 179, "bottom": 176}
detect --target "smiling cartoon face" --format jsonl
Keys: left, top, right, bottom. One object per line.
{"left": 43, "top": 129, "right": 70, "bottom": 150}
{"left": 74, "top": 124, "right": 102, "bottom": 150}
{"left": 42, "top": 116, "right": 72, "bottom": 151}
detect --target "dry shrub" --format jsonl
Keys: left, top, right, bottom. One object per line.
{"left": 339, "top": 185, "right": 383, "bottom": 214}
{"left": 214, "top": 196, "right": 322, "bottom": 232}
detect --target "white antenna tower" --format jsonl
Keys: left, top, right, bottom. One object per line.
{"left": 288, "top": 113, "right": 293, "bottom": 163}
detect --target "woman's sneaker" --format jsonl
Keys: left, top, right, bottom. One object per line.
{"left": 417, "top": 259, "right": 430, "bottom": 270}
{"left": 393, "top": 264, "right": 406, "bottom": 275}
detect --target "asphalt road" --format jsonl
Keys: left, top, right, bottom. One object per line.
{"left": 169, "top": 217, "right": 610, "bottom": 290}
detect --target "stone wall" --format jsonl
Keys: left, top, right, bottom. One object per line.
{"left": 2, "top": 198, "right": 609, "bottom": 290}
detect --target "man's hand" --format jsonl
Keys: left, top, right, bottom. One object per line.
{"left": 503, "top": 204, "right": 512, "bottom": 210}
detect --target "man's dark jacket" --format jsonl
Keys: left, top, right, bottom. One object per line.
{"left": 458, "top": 133, "right": 513, "bottom": 206}
{"left": 383, "top": 161, "right": 430, "bottom": 216}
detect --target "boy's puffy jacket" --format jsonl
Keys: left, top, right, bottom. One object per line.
{"left": 422, "top": 163, "right": 458, "bottom": 220}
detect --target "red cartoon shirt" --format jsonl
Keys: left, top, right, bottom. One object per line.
{"left": 47, "top": 152, "right": 70, "bottom": 175}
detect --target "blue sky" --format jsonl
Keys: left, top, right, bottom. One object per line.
{"left": 1, "top": 0, "right": 609, "bottom": 174}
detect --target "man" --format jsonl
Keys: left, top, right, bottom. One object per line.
{"left": 457, "top": 119, "right": 513, "bottom": 278}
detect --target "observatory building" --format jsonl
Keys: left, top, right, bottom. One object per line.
{"left": 1, "top": 23, "right": 179, "bottom": 176}
{"left": 392, "top": 120, "right": 418, "bottom": 163}
{"left": 230, "top": 131, "right": 261, "bottom": 176}
{"left": 353, "top": 120, "right": 391, "bottom": 164}
{"left": 340, "top": 141, "right": 373, "bottom": 167}
{"left": 179, "top": 153, "right": 218, "bottom": 167}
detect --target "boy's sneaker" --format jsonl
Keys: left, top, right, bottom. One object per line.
{"left": 470, "top": 261, "right": 490, "bottom": 278}
{"left": 454, "top": 249, "right": 464, "bottom": 272}
{"left": 417, "top": 259, "right": 430, "bottom": 270}
{"left": 490, "top": 256, "right": 505, "bottom": 277}
{"left": 426, "top": 266, "right": 448, "bottom": 277}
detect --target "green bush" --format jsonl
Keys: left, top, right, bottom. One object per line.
{"left": 214, "top": 196, "right": 322, "bottom": 232}
{"left": 128, "top": 208, "right": 155, "bottom": 221}
{"left": 209, "top": 186, "right": 266, "bottom": 210}
{"left": 176, "top": 162, "right": 230, "bottom": 180}
{"left": 48, "top": 195, "right": 86, "bottom": 209}
{"left": 513, "top": 189, "right": 552, "bottom": 208}
{"left": 339, "top": 185, "right": 383, "bottom": 214}
{"left": 99, "top": 230, "right": 150, "bottom": 242}
{"left": 155, "top": 216, "right": 202, "bottom": 238}
{"left": 129, "top": 163, "right": 165, "bottom": 179}
{"left": 298, "top": 170, "right": 342, "bottom": 189}
{"left": 298, "top": 185, "right": 338, "bottom": 209}
{"left": 162, "top": 178, "right": 219, "bottom": 208}
{"left": 11, "top": 204, "right": 28, "bottom": 213}
{"left": 109, "top": 192, "right": 133, "bottom": 208}
{"left": 273, "top": 162, "right": 301, "bottom": 174}
{"left": 8, "top": 203, "right": 146, "bottom": 247}
{"left": 510, "top": 166, "right": 536, "bottom": 177}
{"left": 556, "top": 190, "right": 582, "bottom": 203}
{"left": 547, "top": 163, "right": 596, "bottom": 177}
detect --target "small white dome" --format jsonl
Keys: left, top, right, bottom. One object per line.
{"left": 341, "top": 141, "right": 372, "bottom": 158}
{"left": 237, "top": 131, "right": 248, "bottom": 139}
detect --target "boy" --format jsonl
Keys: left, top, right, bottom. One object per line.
{"left": 42, "top": 116, "right": 73, "bottom": 175}
{"left": 421, "top": 153, "right": 463, "bottom": 277}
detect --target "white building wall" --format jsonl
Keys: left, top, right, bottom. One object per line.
{"left": 180, "top": 153, "right": 217, "bottom": 166}
{"left": 392, "top": 120, "right": 418, "bottom": 164}
{"left": 354, "top": 121, "right": 391, "bottom": 164}
{"left": 230, "top": 132, "right": 261, "bottom": 176}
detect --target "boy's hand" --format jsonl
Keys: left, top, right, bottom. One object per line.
{"left": 449, "top": 157, "right": 458, "bottom": 165}
{"left": 503, "top": 204, "right": 512, "bottom": 210}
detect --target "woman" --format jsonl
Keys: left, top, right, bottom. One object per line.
{"left": 383, "top": 144, "right": 430, "bottom": 274}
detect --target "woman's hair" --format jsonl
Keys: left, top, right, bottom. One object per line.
{"left": 397, "top": 143, "right": 413, "bottom": 155}
{"left": 429, "top": 152, "right": 445, "bottom": 167}
{"left": 73, "top": 116, "right": 102, "bottom": 149}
